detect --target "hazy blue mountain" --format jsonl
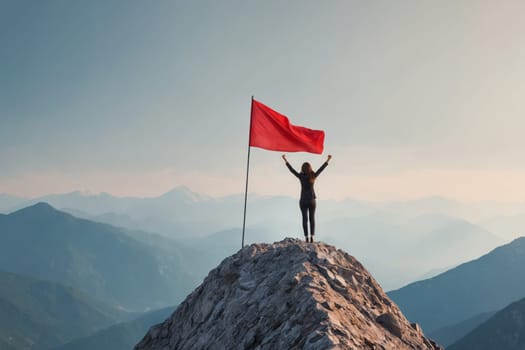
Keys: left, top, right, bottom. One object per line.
{"left": 13, "top": 187, "right": 229, "bottom": 237}
{"left": 479, "top": 213, "right": 525, "bottom": 241}
{"left": 324, "top": 213, "right": 502, "bottom": 290}
{"left": 53, "top": 306, "right": 174, "bottom": 350}
{"left": 428, "top": 311, "right": 495, "bottom": 347}
{"left": 10, "top": 188, "right": 525, "bottom": 238}
{"left": 186, "top": 227, "right": 277, "bottom": 264}
{"left": 381, "top": 196, "right": 464, "bottom": 218}
{"left": 383, "top": 198, "right": 525, "bottom": 224}
{"left": 7, "top": 189, "right": 506, "bottom": 289}
{"left": 0, "top": 269, "right": 128, "bottom": 350}
{"left": 15, "top": 191, "right": 141, "bottom": 216}
{"left": 12, "top": 187, "right": 377, "bottom": 238}
{"left": 0, "top": 203, "right": 200, "bottom": 311}
{"left": 388, "top": 236, "right": 525, "bottom": 334}
{"left": 408, "top": 218, "right": 502, "bottom": 269}
{"left": 62, "top": 207, "right": 193, "bottom": 248}
{"left": 416, "top": 265, "right": 456, "bottom": 281}
{"left": 448, "top": 297, "right": 525, "bottom": 350}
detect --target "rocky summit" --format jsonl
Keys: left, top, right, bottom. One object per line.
{"left": 135, "top": 238, "right": 443, "bottom": 350}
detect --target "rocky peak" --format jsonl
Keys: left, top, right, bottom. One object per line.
{"left": 135, "top": 238, "right": 443, "bottom": 349}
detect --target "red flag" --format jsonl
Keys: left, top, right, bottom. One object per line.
{"left": 249, "top": 99, "right": 325, "bottom": 154}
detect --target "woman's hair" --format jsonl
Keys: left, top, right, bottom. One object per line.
{"left": 301, "top": 162, "right": 315, "bottom": 183}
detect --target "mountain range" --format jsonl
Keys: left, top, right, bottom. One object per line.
{"left": 389, "top": 236, "right": 525, "bottom": 340}
{"left": 448, "top": 296, "right": 525, "bottom": 350}
{"left": 0, "top": 188, "right": 508, "bottom": 290}
{"left": 0, "top": 269, "right": 129, "bottom": 350}
{"left": 327, "top": 212, "right": 504, "bottom": 288}
{"left": 0, "top": 202, "right": 201, "bottom": 311}
{"left": 2, "top": 191, "right": 525, "bottom": 348}
{"left": 428, "top": 311, "right": 495, "bottom": 347}
{"left": 54, "top": 306, "right": 174, "bottom": 350}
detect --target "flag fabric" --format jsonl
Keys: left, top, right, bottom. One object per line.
{"left": 249, "top": 99, "right": 325, "bottom": 154}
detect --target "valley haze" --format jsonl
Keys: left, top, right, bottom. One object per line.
{"left": 0, "top": 187, "right": 519, "bottom": 291}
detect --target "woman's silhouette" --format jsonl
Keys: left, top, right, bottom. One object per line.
{"left": 282, "top": 154, "right": 332, "bottom": 242}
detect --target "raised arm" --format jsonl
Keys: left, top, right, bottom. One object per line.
{"left": 314, "top": 154, "right": 332, "bottom": 177}
{"left": 282, "top": 154, "right": 300, "bottom": 178}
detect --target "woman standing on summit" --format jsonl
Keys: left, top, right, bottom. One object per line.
{"left": 282, "top": 154, "right": 332, "bottom": 243}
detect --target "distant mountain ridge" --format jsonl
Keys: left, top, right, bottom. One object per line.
{"left": 1, "top": 189, "right": 507, "bottom": 290}
{"left": 449, "top": 297, "right": 525, "bottom": 350}
{"left": 389, "top": 236, "right": 525, "bottom": 335}
{"left": 0, "top": 269, "right": 128, "bottom": 350}
{"left": 429, "top": 311, "right": 496, "bottom": 347}
{"left": 0, "top": 195, "right": 518, "bottom": 348}
{"left": 0, "top": 202, "right": 199, "bottom": 311}
{"left": 54, "top": 306, "right": 174, "bottom": 350}
{"left": 4, "top": 187, "right": 251, "bottom": 237}
{"left": 325, "top": 213, "right": 502, "bottom": 289}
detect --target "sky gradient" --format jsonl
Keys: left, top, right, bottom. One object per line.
{"left": 2, "top": 0, "right": 525, "bottom": 201}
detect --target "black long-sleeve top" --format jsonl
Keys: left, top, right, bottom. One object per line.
{"left": 286, "top": 161, "right": 329, "bottom": 201}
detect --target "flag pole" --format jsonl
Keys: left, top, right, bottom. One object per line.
{"left": 241, "top": 96, "right": 254, "bottom": 248}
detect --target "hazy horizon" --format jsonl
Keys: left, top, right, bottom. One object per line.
{"left": 5, "top": 185, "right": 525, "bottom": 208}
{"left": 3, "top": 1, "right": 525, "bottom": 201}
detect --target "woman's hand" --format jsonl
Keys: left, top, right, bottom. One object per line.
{"left": 282, "top": 154, "right": 288, "bottom": 162}
{"left": 327, "top": 154, "right": 332, "bottom": 162}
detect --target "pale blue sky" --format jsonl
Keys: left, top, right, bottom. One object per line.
{"left": 2, "top": 0, "right": 525, "bottom": 200}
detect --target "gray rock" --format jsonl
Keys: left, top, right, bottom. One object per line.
{"left": 135, "top": 238, "right": 443, "bottom": 350}
{"left": 377, "top": 312, "right": 404, "bottom": 338}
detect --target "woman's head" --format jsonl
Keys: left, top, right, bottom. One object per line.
{"left": 301, "top": 162, "right": 312, "bottom": 174}
{"left": 301, "top": 162, "right": 315, "bottom": 183}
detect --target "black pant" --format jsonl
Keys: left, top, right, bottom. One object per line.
{"left": 300, "top": 199, "right": 316, "bottom": 237}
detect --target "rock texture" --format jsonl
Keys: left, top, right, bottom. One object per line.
{"left": 135, "top": 238, "right": 443, "bottom": 350}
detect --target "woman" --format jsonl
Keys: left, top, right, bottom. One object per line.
{"left": 282, "top": 154, "right": 332, "bottom": 243}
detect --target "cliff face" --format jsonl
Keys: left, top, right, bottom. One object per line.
{"left": 136, "top": 238, "right": 443, "bottom": 350}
